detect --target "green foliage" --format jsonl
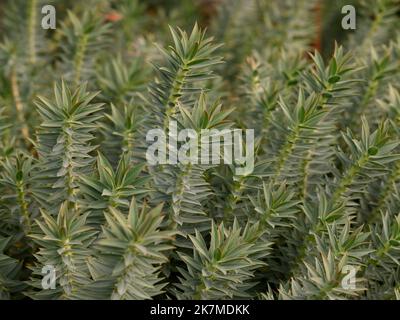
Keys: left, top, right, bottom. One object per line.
{"left": 0, "top": 237, "right": 25, "bottom": 299}
{"left": 27, "top": 202, "right": 96, "bottom": 299}
{"left": 79, "top": 152, "right": 148, "bottom": 226}
{"left": 0, "top": 0, "right": 400, "bottom": 300}
{"left": 34, "top": 82, "right": 104, "bottom": 210}
{"left": 58, "top": 11, "right": 111, "bottom": 85}
{"left": 0, "top": 153, "right": 36, "bottom": 237}
{"left": 85, "top": 199, "right": 176, "bottom": 300}
{"left": 148, "top": 22, "right": 222, "bottom": 130}
{"left": 174, "top": 220, "right": 271, "bottom": 299}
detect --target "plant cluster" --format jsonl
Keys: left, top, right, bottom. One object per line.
{"left": 0, "top": 0, "right": 400, "bottom": 300}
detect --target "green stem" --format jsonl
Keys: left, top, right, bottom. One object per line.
{"left": 223, "top": 176, "right": 245, "bottom": 222}
{"left": 332, "top": 154, "right": 369, "bottom": 204}
{"left": 369, "top": 161, "right": 400, "bottom": 222}
{"left": 11, "top": 67, "right": 30, "bottom": 146}
{"left": 62, "top": 122, "right": 79, "bottom": 208}
{"left": 16, "top": 180, "right": 31, "bottom": 233}
{"left": 27, "top": 0, "right": 37, "bottom": 65}
{"left": 273, "top": 126, "right": 300, "bottom": 182}
{"left": 73, "top": 34, "right": 88, "bottom": 85}
{"left": 162, "top": 66, "right": 189, "bottom": 132}
{"left": 361, "top": 10, "right": 383, "bottom": 49}
{"left": 123, "top": 131, "right": 135, "bottom": 163}
{"left": 300, "top": 150, "right": 312, "bottom": 200}
{"left": 171, "top": 163, "right": 192, "bottom": 221}
{"left": 357, "top": 78, "right": 378, "bottom": 118}
{"left": 111, "top": 260, "right": 137, "bottom": 299}
{"left": 59, "top": 239, "right": 78, "bottom": 299}
{"left": 299, "top": 92, "right": 332, "bottom": 201}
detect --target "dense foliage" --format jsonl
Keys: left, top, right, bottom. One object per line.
{"left": 0, "top": 0, "right": 400, "bottom": 300}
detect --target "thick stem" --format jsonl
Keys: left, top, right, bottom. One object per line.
{"left": 27, "top": 0, "right": 37, "bottom": 65}
{"left": 122, "top": 131, "right": 135, "bottom": 163}
{"left": 16, "top": 180, "right": 31, "bottom": 233}
{"left": 59, "top": 239, "right": 79, "bottom": 299}
{"left": 171, "top": 163, "right": 192, "bottom": 221}
{"left": 369, "top": 161, "right": 400, "bottom": 222}
{"left": 273, "top": 127, "right": 300, "bottom": 182}
{"left": 361, "top": 10, "right": 383, "bottom": 49}
{"left": 162, "top": 66, "right": 188, "bottom": 132}
{"left": 223, "top": 176, "right": 244, "bottom": 222}
{"left": 73, "top": 34, "right": 88, "bottom": 85}
{"left": 332, "top": 154, "right": 369, "bottom": 204}
{"left": 299, "top": 91, "right": 333, "bottom": 201}
{"left": 300, "top": 150, "right": 312, "bottom": 200}
{"left": 11, "top": 67, "right": 31, "bottom": 146}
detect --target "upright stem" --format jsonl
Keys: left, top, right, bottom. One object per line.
{"left": 73, "top": 34, "right": 88, "bottom": 85}
{"left": 162, "top": 66, "right": 188, "bottom": 132}
{"left": 273, "top": 127, "right": 300, "bottom": 183}
{"left": 16, "top": 180, "right": 31, "bottom": 233}
{"left": 332, "top": 154, "right": 369, "bottom": 204}
{"left": 368, "top": 161, "right": 400, "bottom": 222}
{"left": 11, "top": 67, "right": 31, "bottom": 146}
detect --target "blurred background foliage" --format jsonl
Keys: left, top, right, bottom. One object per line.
{"left": 0, "top": 0, "right": 381, "bottom": 57}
